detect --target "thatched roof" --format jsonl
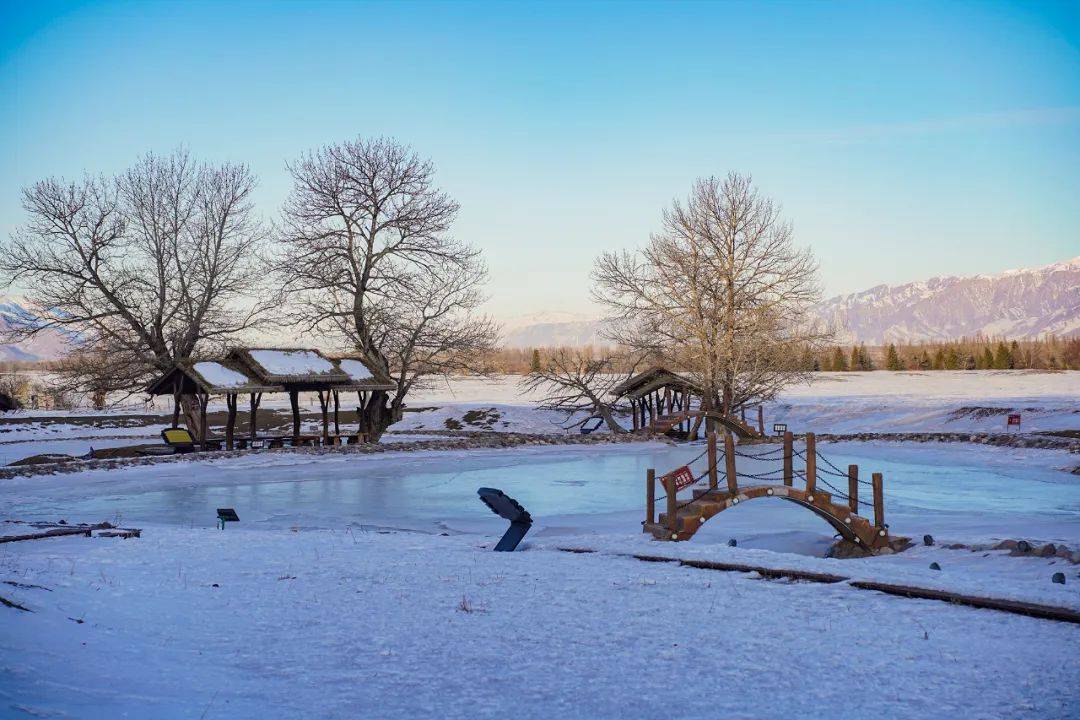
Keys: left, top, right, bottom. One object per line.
{"left": 145, "top": 359, "right": 283, "bottom": 396}
{"left": 145, "top": 347, "right": 396, "bottom": 396}
{"left": 610, "top": 366, "right": 703, "bottom": 400}
{"left": 229, "top": 347, "right": 349, "bottom": 385}
{"left": 326, "top": 355, "right": 395, "bottom": 391}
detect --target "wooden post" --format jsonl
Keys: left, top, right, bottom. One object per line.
{"left": 289, "top": 390, "right": 300, "bottom": 442}
{"left": 707, "top": 432, "right": 718, "bottom": 490}
{"left": 757, "top": 405, "right": 765, "bottom": 435}
{"left": 666, "top": 474, "right": 677, "bottom": 535}
{"left": 333, "top": 390, "right": 340, "bottom": 436}
{"left": 724, "top": 431, "right": 737, "bottom": 494}
{"left": 318, "top": 390, "right": 330, "bottom": 443}
{"left": 225, "top": 393, "right": 237, "bottom": 450}
{"left": 783, "top": 431, "right": 793, "bottom": 486}
{"left": 805, "top": 432, "right": 816, "bottom": 494}
{"left": 171, "top": 390, "right": 181, "bottom": 428}
{"left": 872, "top": 472, "right": 885, "bottom": 528}
{"left": 198, "top": 393, "right": 208, "bottom": 445}
{"left": 249, "top": 392, "right": 261, "bottom": 441}
{"left": 646, "top": 468, "right": 655, "bottom": 525}
{"left": 847, "top": 465, "right": 859, "bottom": 513}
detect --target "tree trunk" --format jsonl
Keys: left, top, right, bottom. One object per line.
{"left": 596, "top": 403, "right": 626, "bottom": 434}
{"left": 179, "top": 394, "right": 203, "bottom": 438}
{"left": 356, "top": 390, "right": 401, "bottom": 442}
{"left": 289, "top": 390, "right": 300, "bottom": 441}
{"left": 225, "top": 393, "right": 237, "bottom": 450}
{"left": 317, "top": 390, "right": 330, "bottom": 442}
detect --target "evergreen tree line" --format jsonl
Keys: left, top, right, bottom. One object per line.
{"left": 810, "top": 336, "right": 1080, "bottom": 372}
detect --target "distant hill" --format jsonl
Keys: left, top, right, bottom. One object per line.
{"left": 499, "top": 257, "right": 1080, "bottom": 348}
{"left": 814, "top": 257, "right": 1079, "bottom": 344}
{"left": 0, "top": 295, "right": 72, "bottom": 362}
{"left": 499, "top": 312, "right": 611, "bottom": 349}
{"left": 6, "top": 257, "right": 1078, "bottom": 358}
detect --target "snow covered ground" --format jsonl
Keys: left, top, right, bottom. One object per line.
{"left": 1, "top": 371, "right": 1077, "bottom": 718}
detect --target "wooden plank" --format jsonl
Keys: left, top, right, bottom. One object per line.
{"left": 848, "top": 580, "right": 1080, "bottom": 625}
{"left": 848, "top": 464, "right": 859, "bottom": 513}
{"left": 805, "top": 432, "right": 817, "bottom": 494}
{"left": 0, "top": 527, "right": 92, "bottom": 543}
{"left": 724, "top": 432, "right": 737, "bottom": 493}
{"left": 677, "top": 558, "right": 850, "bottom": 584}
{"left": 559, "top": 548, "right": 1080, "bottom": 625}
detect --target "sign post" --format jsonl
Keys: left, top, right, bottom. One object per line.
{"left": 1007, "top": 413, "right": 1021, "bottom": 432}
{"left": 772, "top": 422, "right": 787, "bottom": 438}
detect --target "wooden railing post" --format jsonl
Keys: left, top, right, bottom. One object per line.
{"left": 707, "top": 432, "right": 718, "bottom": 490}
{"left": 783, "top": 431, "right": 793, "bottom": 487}
{"left": 724, "top": 431, "right": 738, "bottom": 494}
{"left": 847, "top": 465, "right": 859, "bottom": 513}
{"left": 646, "top": 468, "right": 656, "bottom": 525}
{"left": 666, "top": 474, "right": 677, "bottom": 535}
{"left": 805, "top": 432, "right": 816, "bottom": 495}
{"left": 757, "top": 405, "right": 765, "bottom": 435}
{"left": 872, "top": 472, "right": 885, "bottom": 529}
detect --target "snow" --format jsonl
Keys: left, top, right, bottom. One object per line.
{"left": 1, "top": 525, "right": 1077, "bottom": 719}
{"left": 1, "top": 370, "right": 1078, "bottom": 717}
{"left": 337, "top": 358, "right": 373, "bottom": 381}
{"left": 248, "top": 349, "right": 336, "bottom": 376}
{"left": 193, "top": 361, "right": 252, "bottom": 389}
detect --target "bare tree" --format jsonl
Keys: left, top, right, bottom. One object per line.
{"left": 278, "top": 137, "right": 497, "bottom": 440}
{"left": 593, "top": 173, "right": 828, "bottom": 416}
{"left": 520, "top": 347, "right": 642, "bottom": 433}
{"left": 0, "top": 149, "right": 273, "bottom": 432}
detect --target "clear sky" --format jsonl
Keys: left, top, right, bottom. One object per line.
{"left": 2, "top": 0, "right": 1078, "bottom": 322}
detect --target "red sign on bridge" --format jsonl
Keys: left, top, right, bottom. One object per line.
{"left": 1007, "top": 413, "right": 1021, "bottom": 429}
{"left": 663, "top": 465, "right": 696, "bottom": 492}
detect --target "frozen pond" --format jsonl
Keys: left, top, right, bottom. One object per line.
{"left": 5, "top": 440, "right": 1078, "bottom": 549}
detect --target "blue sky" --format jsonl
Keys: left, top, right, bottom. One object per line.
{"left": 1, "top": 0, "right": 1077, "bottom": 320}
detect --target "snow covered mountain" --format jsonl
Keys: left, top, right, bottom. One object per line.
{"left": 0, "top": 295, "right": 72, "bottom": 362}
{"left": 815, "top": 257, "right": 1080, "bottom": 344}
{"left": 500, "top": 257, "right": 1080, "bottom": 348}
{"left": 500, "top": 312, "right": 611, "bottom": 348}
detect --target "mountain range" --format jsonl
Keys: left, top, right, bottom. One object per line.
{"left": 499, "top": 257, "right": 1080, "bottom": 348}
{"left": 2, "top": 257, "right": 1077, "bottom": 359}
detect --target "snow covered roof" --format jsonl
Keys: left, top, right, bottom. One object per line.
{"left": 146, "top": 348, "right": 394, "bottom": 396}
{"left": 337, "top": 358, "right": 373, "bottom": 381}
{"left": 145, "top": 359, "right": 284, "bottom": 396}
{"left": 610, "top": 366, "right": 702, "bottom": 400}
{"left": 326, "top": 355, "right": 394, "bottom": 391}
{"left": 229, "top": 348, "right": 349, "bottom": 385}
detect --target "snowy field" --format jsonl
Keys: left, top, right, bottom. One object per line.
{"left": 1, "top": 371, "right": 1078, "bottom": 718}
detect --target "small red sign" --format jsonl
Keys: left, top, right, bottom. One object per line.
{"left": 1007, "top": 414, "right": 1021, "bottom": 427}
{"left": 664, "top": 465, "right": 696, "bottom": 492}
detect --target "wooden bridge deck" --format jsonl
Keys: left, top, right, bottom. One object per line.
{"left": 643, "top": 483, "right": 904, "bottom": 552}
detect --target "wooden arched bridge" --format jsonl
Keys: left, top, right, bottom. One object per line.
{"left": 642, "top": 432, "right": 908, "bottom": 554}
{"left": 646, "top": 409, "right": 760, "bottom": 440}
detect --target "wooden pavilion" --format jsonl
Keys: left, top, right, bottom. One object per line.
{"left": 145, "top": 347, "right": 394, "bottom": 449}
{"left": 611, "top": 366, "right": 704, "bottom": 436}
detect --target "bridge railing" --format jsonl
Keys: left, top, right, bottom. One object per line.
{"left": 645, "top": 431, "right": 888, "bottom": 536}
